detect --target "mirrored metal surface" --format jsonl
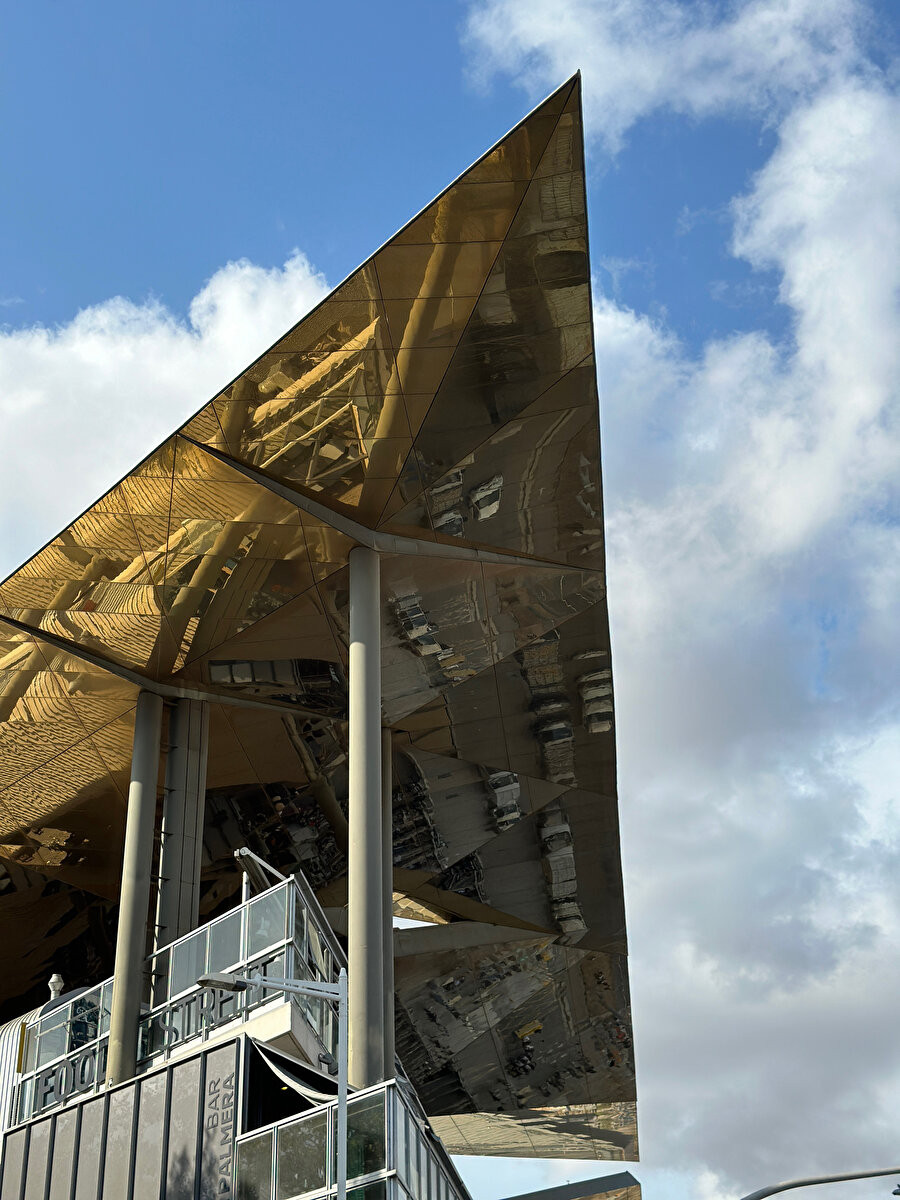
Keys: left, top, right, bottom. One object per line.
{"left": 0, "top": 75, "right": 634, "bottom": 1159}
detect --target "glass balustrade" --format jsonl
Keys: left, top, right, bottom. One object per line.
{"left": 235, "top": 1082, "right": 469, "bottom": 1200}
{"left": 14, "top": 876, "right": 342, "bottom": 1125}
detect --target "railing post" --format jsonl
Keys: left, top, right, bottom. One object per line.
{"left": 106, "top": 689, "right": 163, "bottom": 1086}
{"left": 347, "top": 545, "right": 385, "bottom": 1088}
{"left": 382, "top": 727, "right": 395, "bottom": 1079}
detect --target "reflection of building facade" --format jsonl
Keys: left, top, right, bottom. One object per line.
{"left": 0, "top": 74, "right": 639, "bottom": 1199}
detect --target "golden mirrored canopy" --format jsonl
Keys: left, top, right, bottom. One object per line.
{"left": 0, "top": 75, "right": 636, "bottom": 1160}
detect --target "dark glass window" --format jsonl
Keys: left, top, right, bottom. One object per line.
{"left": 276, "top": 1111, "right": 327, "bottom": 1199}
{"left": 343, "top": 1093, "right": 386, "bottom": 1181}
{"left": 236, "top": 1132, "right": 272, "bottom": 1200}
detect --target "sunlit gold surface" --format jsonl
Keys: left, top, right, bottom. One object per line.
{"left": 0, "top": 75, "right": 635, "bottom": 1158}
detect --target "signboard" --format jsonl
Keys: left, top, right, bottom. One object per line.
{"left": 0, "top": 1037, "right": 242, "bottom": 1200}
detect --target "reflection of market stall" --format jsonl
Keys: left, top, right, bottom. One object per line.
{"left": 0, "top": 73, "right": 637, "bottom": 1189}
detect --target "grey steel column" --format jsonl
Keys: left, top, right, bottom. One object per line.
{"left": 381, "top": 727, "right": 395, "bottom": 1078}
{"left": 347, "top": 545, "right": 384, "bottom": 1087}
{"left": 106, "top": 689, "right": 163, "bottom": 1086}
{"left": 155, "top": 698, "right": 209, "bottom": 951}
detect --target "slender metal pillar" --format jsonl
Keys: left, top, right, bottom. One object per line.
{"left": 381, "top": 727, "right": 395, "bottom": 1078}
{"left": 155, "top": 698, "right": 209, "bottom": 951}
{"left": 106, "top": 689, "right": 163, "bottom": 1086}
{"left": 347, "top": 545, "right": 384, "bottom": 1087}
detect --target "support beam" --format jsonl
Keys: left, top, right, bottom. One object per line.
{"left": 180, "top": 434, "right": 567, "bottom": 571}
{"left": 347, "top": 545, "right": 384, "bottom": 1088}
{"left": 154, "top": 699, "right": 209, "bottom": 951}
{"left": 382, "top": 727, "right": 395, "bottom": 1079}
{"left": 0, "top": 613, "right": 328, "bottom": 719}
{"left": 106, "top": 690, "right": 163, "bottom": 1086}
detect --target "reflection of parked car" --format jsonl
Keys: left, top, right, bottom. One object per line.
{"left": 536, "top": 720, "right": 574, "bottom": 746}
{"left": 433, "top": 509, "right": 466, "bottom": 537}
{"left": 531, "top": 696, "right": 570, "bottom": 717}
{"left": 583, "top": 698, "right": 612, "bottom": 734}
{"left": 485, "top": 770, "right": 521, "bottom": 831}
{"left": 468, "top": 475, "right": 503, "bottom": 521}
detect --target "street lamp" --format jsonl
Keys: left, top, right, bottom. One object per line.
{"left": 197, "top": 967, "right": 348, "bottom": 1200}
{"left": 738, "top": 1166, "right": 900, "bottom": 1199}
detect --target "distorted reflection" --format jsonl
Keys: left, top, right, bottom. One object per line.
{"left": 0, "top": 75, "right": 634, "bottom": 1160}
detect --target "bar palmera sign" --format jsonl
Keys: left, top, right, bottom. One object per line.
{"left": 28, "top": 984, "right": 243, "bottom": 1117}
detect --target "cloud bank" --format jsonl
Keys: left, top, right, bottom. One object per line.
{"left": 464, "top": 2, "right": 900, "bottom": 1198}
{"left": 0, "top": 253, "right": 328, "bottom": 573}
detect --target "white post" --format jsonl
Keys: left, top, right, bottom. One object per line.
{"left": 347, "top": 545, "right": 385, "bottom": 1088}
{"left": 382, "top": 728, "right": 395, "bottom": 1078}
{"left": 337, "top": 966, "right": 348, "bottom": 1200}
{"left": 107, "top": 689, "right": 163, "bottom": 1086}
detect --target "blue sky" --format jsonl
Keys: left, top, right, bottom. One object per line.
{"left": 3, "top": 2, "right": 900, "bottom": 1199}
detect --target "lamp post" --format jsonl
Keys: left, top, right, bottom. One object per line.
{"left": 198, "top": 967, "right": 348, "bottom": 1200}
{"left": 738, "top": 1166, "right": 900, "bottom": 1199}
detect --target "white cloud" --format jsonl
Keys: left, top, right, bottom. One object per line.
{"left": 465, "top": 0, "right": 867, "bottom": 151}
{"left": 463, "top": 2, "right": 900, "bottom": 1197}
{"left": 0, "top": 253, "right": 328, "bottom": 575}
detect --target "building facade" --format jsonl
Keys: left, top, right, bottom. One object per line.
{"left": 0, "top": 75, "right": 638, "bottom": 1198}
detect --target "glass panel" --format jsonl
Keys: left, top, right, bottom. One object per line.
{"left": 170, "top": 928, "right": 208, "bottom": 997}
{"left": 207, "top": 909, "right": 243, "bottom": 973}
{"left": 102, "top": 1087, "right": 136, "bottom": 1200}
{"left": 48, "top": 1108, "right": 78, "bottom": 1200}
{"left": 23, "top": 1119, "right": 51, "bottom": 1200}
{"left": 37, "top": 1009, "right": 69, "bottom": 1067}
{"left": 392, "top": 1098, "right": 405, "bottom": 1184}
{"left": 276, "top": 1111, "right": 327, "bottom": 1199}
{"left": 22, "top": 1026, "right": 37, "bottom": 1073}
{"left": 246, "top": 887, "right": 288, "bottom": 958}
{"left": 16, "top": 1077, "right": 33, "bottom": 1125}
{"left": 166, "top": 1057, "right": 201, "bottom": 1199}
{"left": 149, "top": 947, "right": 170, "bottom": 1008}
{"left": 0, "top": 1128, "right": 26, "bottom": 1200}
{"left": 236, "top": 1132, "right": 273, "bottom": 1200}
{"left": 409, "top": 1130, "right": 421, "bottom": 1200}
{"left": 348, "top": 1184, "right": 387, "bottom": 1200}
{"left": 69, "top": 990, "right": 101, "bottom": 1051}
{"left": 344, "top": 1093, "right": 386, "bottom": 1182}
{"left": 306, "top": 924, "right": 328, "bottom": 981}
{"left": 133, "top": 1072, "right": 167, "bottom": 1200}
{"left": 292, "top": 897, "right": 307, "bottom": 961}
{"left": 74, "top": 1098, "right": 107, "bottom": 1200}
{"left": 99, "top": 981, "right": 113, "bottom": 1035}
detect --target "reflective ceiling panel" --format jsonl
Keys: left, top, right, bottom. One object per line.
{"left": 0, "top": 75, "right": 635, "bottom": 1159}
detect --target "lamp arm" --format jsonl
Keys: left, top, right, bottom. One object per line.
{"left": 739, "top": 1167, "right": 900, "bottom": 1200}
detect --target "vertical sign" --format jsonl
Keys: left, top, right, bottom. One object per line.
{"left": 200, "top": 1042, "right": 239, "bottom": 1199}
